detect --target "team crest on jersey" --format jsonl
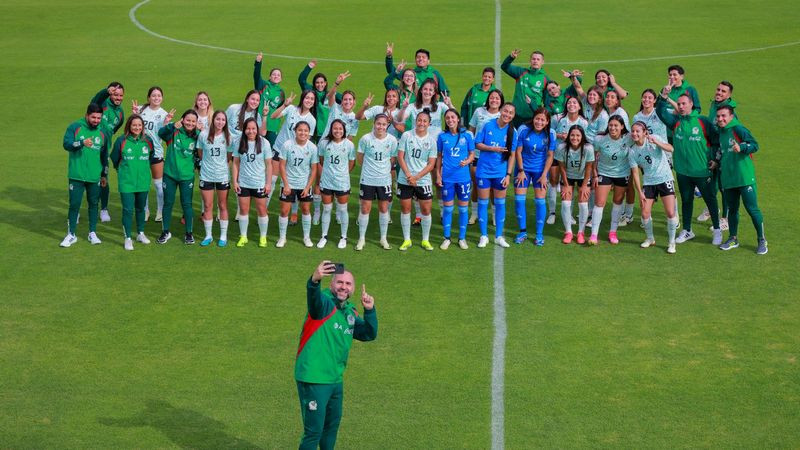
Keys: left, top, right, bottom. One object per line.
{"left": 535, "top": 80, "right": 542, "bottom": 88}
{"left": 94, "top": 136, "right": 101, "bottom": 144}
{"left": 347, "top": 315, "right": 355, "bottom": 326}
{"left": 692, "top": 127, "right": 699, "bottom": 135}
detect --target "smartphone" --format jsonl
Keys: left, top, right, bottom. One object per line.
{"left": 333, "top": 263, "right": 345, "bottom": 274}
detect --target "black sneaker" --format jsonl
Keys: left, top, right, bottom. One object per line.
{"left": 157, "top": 231, "right": 172, "bottom": 244}
{"left": 184, "top": 232, "right": 195, "bottom": 245}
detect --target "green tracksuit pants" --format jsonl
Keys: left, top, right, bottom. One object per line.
{"left": 676, "top": 173, "right": 719, "bottom": 231}
{"left": 120, "top": 192, "right": 148, "bottom": 238}
{"left": 68, "top": 179, "right": 99, "bottom": 234}
{"left": 724, "top": 185, "right": 764, "bottom": 240}
{"left": 162, "top": 175, "right": 193, "bottom": 233}
{"left": 296, "top": 381, "right": 343, "bottom": 450}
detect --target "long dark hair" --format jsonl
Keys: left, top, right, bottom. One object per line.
{"left": 238, "top": 118, "right": 262, "bottom": 155}
{"left": 298, "top": 89, "right": 317, "bottom": 118}
{"left": 325, "top": 119, "right": 347, "bottom": 142}
{"left": 142, "top": 86, "right": 163, "bottom": 110}
{"left": 638, "top": 89, "right": 658, "bottom": 112}
{"left": 208, "top": 110, "right": 230, "bottom": 146}
{"left": 415, "top": 79, "right": 439, "bottom": 111}
{"left": 600, "top": 115, "right": 629, "bottom": 137}
{"left": 238, "top": 89, "right": 260, "bottom": 132}
{"left": 499, "top": 103, "right": 516, "bottom": 161}
{"left": 123, "top": 114, "right": 144, "bottom": 138}
{"left": 312, "top": 73, "right": 328, "bottom": 92}
{"left": 443, "top": 109, "right": 461, "bottom": 135}
{"left": 180, "top": 109, "right": 199, "bottom": 138}
{"left": 564, "top": 96, "right": 584, "bottom": 120}
{"left": 587, "top": 86, "right": 605, "bottom": 121}
{"left": 521, "top": 107, "right": 551, "bottom": 150}
{"left": 564, "top": 125, "right": 588, "bottom": 170}
{"left": 484, "top": 89, "right": 505, "bottom": 111}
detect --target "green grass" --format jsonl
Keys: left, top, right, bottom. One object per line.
{"left": 1, "top": 0, "right": 799, "bottom": 448}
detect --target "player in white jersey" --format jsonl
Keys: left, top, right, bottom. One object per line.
{"left": 549, "top": 97, "right": 589, "bottom": 225}
{"left": 132, "top": 86, "right": 173, "bottom": 223}
{"left": 316, "top": 120, "right": 356, "bottom": 249}
{"left": 356, "top": 114, "right": 398, "bottom": 250}
{"left": 467, "top": 89, "right": 503, "bottom": 224}
{"left": 231, "top": 118, "right": 272, "bottom": 248}
{"left": 397, "top": 111, "right": 438, "bottom": 251}
{"left": 589, "top": 116, "right": 631, "bottom": 245}
{"left": 277, "top": 122, "right": 318, "bottom": 248}
{"left": 197, "top": 111, "right": 233, "bottom": 247}
{"left": 356, "top": 89, "right": 406, "bottom": 139}
{"left": 604, "top": 90, "right": 636, "bottom": 226}
{"left": 271, "top": 90, "right": 317, "bottom": 155}
{"left": 193, "top": 91, "right": 214, "bottom": 131}
{"left": 401, "top": 78, "right": 453, "bottom": 139}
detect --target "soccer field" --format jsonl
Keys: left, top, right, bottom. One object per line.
{"left": 2, "top": 0, "right": 799, "bottom": 448}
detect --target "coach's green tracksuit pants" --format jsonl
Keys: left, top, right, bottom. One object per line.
{"left": 162, "top": 175, "right": 193, "bottom": 233}
{"left": 724, "top": 184, "right": 764, "bottom": 240}
{"left": 68, "top": 179, "right": 99, "bottom": 234}
{"left": 676, "top": 173, "right": 719, "bottom": 231}
{"left": 120, "top": 192, "right": 148, "bottom": 238}
{"left": 297, "top": 381, "right": 343, "bottom": 450}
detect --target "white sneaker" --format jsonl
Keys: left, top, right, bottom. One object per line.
{"left": 458, "top": 239, "right": 469, "bottom": 250}
{"left": 155, "top": 211, "right": 163, "bottom": 222}
{"left": 379, "top": 239, "right": 391, "bottom": 250}
{"left": 100, "top": 209, "right": 111, "bottom": 222}
{"left": 355, "top": 238, "right": 365, "bottom": 251}
{"left": 477, "top": 235, "right": 489, "bottom": 248}
{"left": 59, "top": 233, "right": 78, "bottom": 248}
{"left": 697, "top": 207, "right": 711, "bottom": 222}
{"left": 317, "top": 237, "right": 327, "bottom": 249}
{"left": 440, "top": 238, "right": 451, "bottom": 250}
{"left": 136, "top": 232, "right": 151, "bottom": 244}
{"left": 712, "top": 228, "right": 723, "bottom": 246}
{"left": 88, "top": 232, "right": 102, "bottom": 245}
{"left": 640, "top": 238, "right": 656, "bottom": 248}
{"left": 303, "top": 237, "right": 314, "bottom": 248}
{"left": 337, "top": 237, "right": 347, "bottom": 249}
{"left": 667, "top": 243, "right": 677, "bottom": 254}
{"left": 468, "top": 213, "right": 478, "bottom": 225}
{"left": 618, "top": 215, "right": 631, "bottom": 227}
{"left": 546, "top": 213, "right": 556, "bottom": 225}
{"left": 719, "top": 217, "right": 729, "bottom": 231}
{"left": 275, "top": 237, "right": 286, "bottom": 248}
{"left": 494, "top": 236, "right": 510, "bottom": 248}
{"left": 675, "top": 229, "right": 695, "bottom": 244}
{"left": 124, "top": 238, "right": 134, "bottom": 251}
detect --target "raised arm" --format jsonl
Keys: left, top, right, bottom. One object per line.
{"left": 308, "top": 261, "right": 336, "bottom": 320}
{"left": 608, "top": 73, "right": 628, "bottom": 99}
{"left": 353, "top": 283, "right": 377, "bottom": 341}
{"left": 253, "top": 52, "right": 266, "bottom": 90}
{"left": 501, "top": 49, "right": 526, "bottom": 79}
{"left": 298, "top": 60, "right": 315, "bottom": 91}
{"left": 355, "top": 93, "right": 374, "bottom": 120}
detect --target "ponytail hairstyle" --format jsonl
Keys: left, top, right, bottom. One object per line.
{"left": 500, "top": 103, "right": 517, "bottom": 161}
{"left": 208, "top": 110, "right": 231, "bottom": 146}
{"left": 293, "top": 121, "right": 312, "bottom": 144}
{"left": 180, "top": 109, "right": 199, "bottom": 137}
{"left": 312, "top": 73, "right": 328, "bottom": 93}
{"left": 638, "top": 88, "right": 658, "bottom": 112}
{"left": 238, "top": 117, "right": 262, "bottom": 155}
{"left": 143, "top": 86, "right": 163, "bottom": 110}
{"left": 238, "top": 89, "right": 261, "bottom": 132}
{"left": 325, "top": 118, "right": 348, "bottom": 142}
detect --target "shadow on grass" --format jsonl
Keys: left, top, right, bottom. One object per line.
{"left": 0, "top": 186, "right": 71, "bottom": 240}
{"left": 98, "top": 399, "right": 261, "bottom": 449}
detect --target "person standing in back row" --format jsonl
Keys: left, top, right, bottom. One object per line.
{"left": 295, "top": 260, "right": 377, "bottom": 450}
{"left": 501, "top": 48, "right": 550, "bottom": 128}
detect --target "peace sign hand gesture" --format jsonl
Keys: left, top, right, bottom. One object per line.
{"left": 386, "top": 42, "right": 394, "bottom": 57}
{"left": 336, "top": 71, "right": 351, "bottom": 85}
{"left": 285, "top": 92, "right": 297, "bottom": 106}
{"left": 363, "top": 93, "right": 374, "bottom": 108}
{"left": 361, "top": 284, "right": 374, "bottom": 310}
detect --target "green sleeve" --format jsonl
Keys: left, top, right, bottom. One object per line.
{"left": 353, "top": 307, "right": 378, "bottom": 342}
{"left": 734, "top": 125, "right": 759, "bottom": 154}
{"left": 385, "top": 55, "right": 395, "bottom": 75}
{"left": 689, "top": 86, "right": 701, "bottom": 113}
{"left": 435, "top": 69, "right": 449, "bottom": 95}
{"left": 307, "top": 278, "right": 334, "bottom": 319}
{"left": 700, "top": 117, "right": 718, "bottom": 160}
{"left": 253, "top": 59, "right": 266, "bottom": 90}
{"left": 298, "top": 64, "right": 312, "bottom": 91}
{"left": 655, "top": 99, "right": 677, "bottom": 129}
{"left": 500, "top": 55, "right": 524, "bottom": 79}
{"left": 110, "top": 137, "right": 122, "bottom": 169}
{"left": 63, "top": 122, "right": 82, "bottom": 151}
{"left": 460, "top": 87, "right": 473, "bottom": 122}
{"left": 158, "top": 123, "right": 175, "bottom": 141}
{"left": 100, "top": 132, "right": 109, "bottom": 176}
{"left": 91, "top": 88, "right": 109, "bottom": 106}
{"left": 383, "top": 72, "right": 399, "bottom": 91}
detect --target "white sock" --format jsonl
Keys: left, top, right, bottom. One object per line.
{"left": 220, "top": 219, "right": 229, "bottom": 240}
{"left": 203, "top": 219, "right": 213, "bottom": 239}
{"left": 266, "top": 175, "right": 278, "bottom": 207}
{"left": 278, "top": 215, "right": 288, "bottom": 239}
{"left": 358, "top": 213, "right": 369, "bottom": 240}
{"left": 624, "top": 202, "right": 635, "bottom": 218}
{"left": 313, "top": 195, "right": 322, "bottom": 217}
{"left": 667, "top": 217, "right": 679, "bottom": 244}
{"left": 302, "top": 213, "right": 311, "bottom": 239}
{"left": 153, "top": 178, "right": 164, "bottom": 213}
{"left": 642, "top": 217, "right": 654, "bottom": 240}
{"left": 578, "top": 202, "right": 588, "bottom": 233}
{"left": 387, "top": 200, "right": 394, "bottom": 215}
{"left": 591, "top": 205, "right": 604, "bottom": 236}
{"left": 414, "top": 200, "right": 421, "bottom": 219}
{"left": 561, "top": 200, "right": 573, "bottom": 233}
{"left": 337, "top": 203, "right": 349, "bottom": 238}
{"left": 421, "top": 214, "right": 432, "bottom": 241}
{"left": 321, "top": 203, "right": 333, "bottom": 238}
{"left": 610, "top": 203, "right": 623, "bottom": 232}
{"left": 257, "top": 215, "right": 269, "bottom": 238}
{"left": 401, "top": 212, "right": 411, "bottom": 240}
{"left": 547, "top": 182, "right": 557, "bottom": 215}
{"left": 238, "top": 216, "right": 249, "bottom": 237}
{"left": 379, "top": 211, "right": 390, "bottom": 240}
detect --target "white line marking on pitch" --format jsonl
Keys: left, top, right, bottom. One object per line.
{"left": 129, "top": 0, "right": 800, "bottom": 66}
{"left": 491, "top": 1, "right": 506, "bottom": 449}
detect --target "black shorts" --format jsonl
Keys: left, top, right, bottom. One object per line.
{"left": 397, "top": 183, "right": 433, "bottom": 200}
{"left": 643, "top": 181, "right": 675, "bottom": 199}
{"left": 271, "top": 150, "right": 281, "bottom": 162}
{"left": 471, "top": 156, "right": 479, "bottom": 167}
{"left": 238, "top": 187, "right": 267, "bottom": 198}
{"left": 150, "top": 156, "right": 164, "bottom": 165}
{"left": 551, "top": 160, "right": 560, "bottom": 167}
{"left": 199, "top": 180, "right": 230, "bottom": 191}
{"left": 596, "top": 174, "right": 629, "bottom": 187}
{"left": 280, "top": 188, "right": 312, "bottom": 203}
{"left": 567, "top": 178, "right": 590, "bottom": 187}
{"left": 321, "top": 187, "right": 350, "bottom": 197}
{"left": 359, "top": 184, "right": 392, "bottom": 201}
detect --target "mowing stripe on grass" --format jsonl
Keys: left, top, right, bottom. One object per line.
{"left": 491, "top": 2, "right": 505, "bottom": 449}
{"left": 129, "top": 0, "right": 800, "bottom": 66}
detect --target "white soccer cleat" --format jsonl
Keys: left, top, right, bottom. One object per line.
{"left": 477, "top": 235, "right": 489, "bottom": 248}
{"left": 458, "top": 239, "right": 469, "bottom": 250}
{"left": 275, "top": 237, "right": 287, "bottom": 248}
{"left": 136, "top": 232, "right": 151, "bottom": 244}
{"left": 303, "top": 238, "right": 314, "bottom": 248}
{"left": 88, "top": 232, "right": 102, "bottom": 245}
{"left": 144, "top": 209, "right": 150, "bottom": 222}
{"left": 59, "top": 233, "right": 78, "bottom": 248}
{"left": 355, "top": 238, "right": 365, "bottom": 251}
{"left": 100, "top": 209, "right": 111, "bottom": 222}
{"left": 379, "top": 239, "right": 391, "bottom": 250}
{"left": 316, "top": 237, "right": 327, "bottom": 249}
{"left": 440, "top": 239, "right": 451, "bottom": 250}
{"left": 640, "top": 238, "right": 656, "bottom": 248}
{"left": 337, "top": 237, "right": 347, "bottom": 249}
{"left": 468, "top": 212, "right": 478, "bottom": 225}
{"left": 124, "top": 238, "right": 134, "bottom": 251}
{"left": 494, "top": 236, "right": 510, "bottom": 248}
{"left": 667, "top": 243, "right": 677, "bottom": 254}
{"left": 618, "top": 215, "right": 632, "bottom": 227}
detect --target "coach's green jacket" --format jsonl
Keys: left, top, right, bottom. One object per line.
{"left": 716, "top": 118, "right": 759, "bottom": 189}
{"left": 656, "top": 100, "right": 718, "bottom": 178}
{"left": 500, "top": 55, "right": 550, "bottom": 121}
{"left": 63, "top": 118, "right": 109, "bottom": 183}
{"left": 158, "top": 123, "right": 197, "bottom": 182}
{"left": 111, "top": 134, "right": 155, "bottom": 193}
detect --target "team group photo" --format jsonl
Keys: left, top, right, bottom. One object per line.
{"left": 2, "top": 0, "right": 798, "bottom": 448}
